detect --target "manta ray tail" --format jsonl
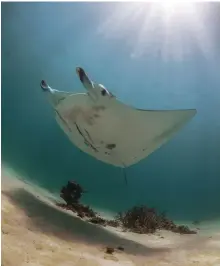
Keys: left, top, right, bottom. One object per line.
{"left": 122, "top": 164, "right": 128, "bottom": 185}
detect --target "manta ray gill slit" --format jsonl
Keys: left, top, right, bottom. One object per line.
{"left": 74, "top": 123, "right": 98, "bottom": 153}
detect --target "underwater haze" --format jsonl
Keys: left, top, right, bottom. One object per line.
{"left": 2, "top": 2, "right": 220, "bottom": 221}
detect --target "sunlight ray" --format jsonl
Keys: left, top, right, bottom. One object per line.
{"left": 97, "top": 2, "right": 214, "bottom": 61}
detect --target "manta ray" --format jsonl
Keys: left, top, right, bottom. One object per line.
{"left": 41, "top": 67, "right": 196, "bottom": 169}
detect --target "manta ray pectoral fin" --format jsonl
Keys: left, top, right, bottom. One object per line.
{"left": 83, "top": 101, "right": 197, "bottom": 167}
{"left": 111, "top": 107, "right": 197, "bottom": 167}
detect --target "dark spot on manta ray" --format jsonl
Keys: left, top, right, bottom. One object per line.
{"left": 93, "top": 113, "right": 100, "bottom": 118}
{"left": 106, "top": 144, "right": 116, "bottom": 150}
{"left": 101, "top": 89, "right": 107, "bottom": 96}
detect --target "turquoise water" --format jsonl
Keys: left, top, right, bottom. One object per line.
{"left": 2, "top": 2, "right": 220, "bottom": 221}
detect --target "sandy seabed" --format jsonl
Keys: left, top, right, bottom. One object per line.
{"left": 2, "top": 169, "right": 220, "bottom": 266}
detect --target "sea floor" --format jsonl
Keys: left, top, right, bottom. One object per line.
{"left": 2, "top": 168, "right": 220, "bottom": 266}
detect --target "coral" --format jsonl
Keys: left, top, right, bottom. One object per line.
{"left": 57, "top": 182, "right": 196, "bottom": 235}
{"left": 116, "top": 205, "right": 196, "bottom": 234}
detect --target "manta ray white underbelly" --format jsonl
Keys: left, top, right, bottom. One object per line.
{"left": 41, "top": 67, "right": 197, "bottom": 168}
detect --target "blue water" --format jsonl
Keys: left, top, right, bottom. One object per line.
{"left": 2, "top": 2, "right": 220, "bottom": 221}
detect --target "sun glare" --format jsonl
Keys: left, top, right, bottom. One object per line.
{"left": 160, "top": 1, "right": 191, "bottom": 14}
{"left": 157, "top": 1, "right": 196, "bottom": 20}
{"left": 97, "top": 2, "right": 213, "bottom": 61}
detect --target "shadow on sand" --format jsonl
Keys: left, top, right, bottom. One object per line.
{"left": 3, "top": 188, "right": 171, "bottom": 256}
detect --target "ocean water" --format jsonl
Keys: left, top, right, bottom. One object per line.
{"left": 1, "top": 2, "right": 220, "bottom": 222}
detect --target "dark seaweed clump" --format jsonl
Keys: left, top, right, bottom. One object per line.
{"left": 56, "top": 180, "right": 96, "bottom": 218}
{"left": 116, "top": 206, "right": 196, "bottom": 234}
{"left": 56, "top": 181, "right": 196, "bottom": 235}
